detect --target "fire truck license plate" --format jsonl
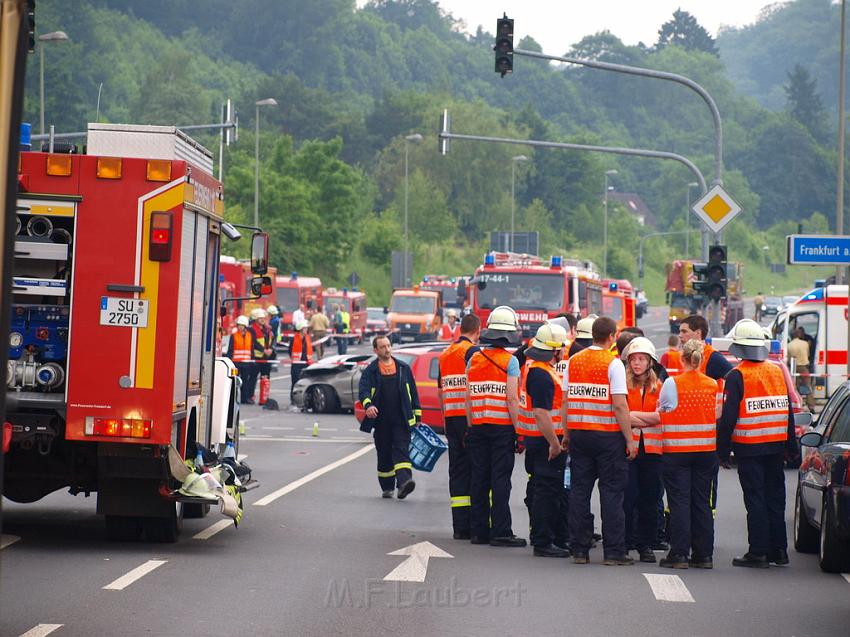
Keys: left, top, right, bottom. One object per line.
{"left": 99, "top": 297, "right": 149, "bottom": 328}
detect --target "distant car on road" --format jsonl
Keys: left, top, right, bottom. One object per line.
{"left": 795, "top": 380, "right": 850, "bottom": 572}
{"left": 365, "top": 306, "right": 390, "bottom": 341}
{"left": 762, "top": 296, "right": 782, "bottom": 316}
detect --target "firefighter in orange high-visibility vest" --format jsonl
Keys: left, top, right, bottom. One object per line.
{"left": 439, "top": 308, "right": 461, "bottom": 341}
{"left": 288, "top": 320, "right": 314, "bottom": 408}
{"left": 657, "top": 339, "right": 719, "bottom": 569}
{"left": 718, "top": 319, "right": 797, "bottom": 569}
{"left": 438, "top": 313, "right": 481, "bottom": 539}
{"left": 226, "top": 315, "right": 256, "bottom": 404}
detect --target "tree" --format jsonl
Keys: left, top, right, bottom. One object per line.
{"left": 784, "top": 64, "right": 828, "bottom": 143}
{"left": 656, "top": 9, "right": 718, "bottom": 57}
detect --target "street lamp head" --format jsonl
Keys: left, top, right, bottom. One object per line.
{"left": 405, "top": 133, "right": 423, "bottom": 142}
{"left": 255, "top": 98, "right": 278, "bottom": 107}
{"left": 512, "top": 155, "right": 528, "bottom": 162}
{"left": 605, "top": 169, "right": 618, "bottom": 176}
{"left": 38, "top": 31, "right": 69, "bottom": 42}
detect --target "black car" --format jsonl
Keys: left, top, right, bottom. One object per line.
{"left": 794, "top": 382, "right": 850, "bottom": 572}
{"left": 762, "top": 296, "right": 782, "bottom": 316}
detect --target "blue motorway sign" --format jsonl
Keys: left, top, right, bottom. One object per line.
{"left": 787, "top": 234, "right": 850, "bottom": 265}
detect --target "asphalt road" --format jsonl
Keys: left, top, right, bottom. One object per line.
{"left": 3, "top": 312, "right": 847, "bottom": 637}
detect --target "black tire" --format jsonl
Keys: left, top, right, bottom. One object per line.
{"left": 105, "top": 515, "right": 143, "bottom": 542}
{"left": 794, "top": 484, "right": 819, "bottom": 553}
{"left": 183, "top": 502, "right": 211, "bottom": 519}
{"left": 310, "top": 385, "right": 340, "bottom": 413}
{"left": 143, "top": 504, "right": 183, "bottom": 543}
{"left": 819, "top": 495, "right": 850, "bottom": 572}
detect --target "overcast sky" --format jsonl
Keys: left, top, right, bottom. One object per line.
{"left": 358, "top": 1, "right": 781, "bottom": 51}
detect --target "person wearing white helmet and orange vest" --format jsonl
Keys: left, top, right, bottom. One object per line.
{"left": 656, "top": 339, "right": 720, "bottom": 569}
{"left": 564, "top": 316, "right": 637, "bottom": 565}
{"left": 288, "top": 320, "right": 314, "bottom": 408}
{"left": 718, "top": 319, "right": 797, "bottom": 569}
{"left": 438, "top": 313, "right": 481, "bottom": 540}
{"left": 250, "top": 308, "right": 276, "bottom": 405}
{"left": 568, "top": 314, "right": 596, "bottom": 358}
{"left": 465, "top": 305, "right": 526, "bottom": 548}
{"left": 621, "top": 337, "right": 664, "bottom": 563}
{"left": 225, "top": 315, "right": 256, "bottom": 404}
{"left": 439, "top": 308, "right": 461, "bottom": 341}
{"left": 519, "top": 323, "right": 571, "bottom": 558}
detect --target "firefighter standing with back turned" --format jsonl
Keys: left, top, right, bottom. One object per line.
{"left": 564, "top": 316, "right": 637, "bottom": 565}
{"left": 465, "top": 306, "right": 526, "bottom": 548}
{"left": 718, "top": 319, "right": 797, "bottom": 568}
{"left": 519, "top": 323, "right": 571, "bottom": 558}
{"left": 226, "top": 315, "right": 256, "bottom": 404}
{"left": 438, "top": 314, "right": 481, "bottom": 540}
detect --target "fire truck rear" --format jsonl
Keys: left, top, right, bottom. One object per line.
{"left": 471, "top": 252, "right": 604, "bottom": 336}
{"left": 5, "top": 124, "right": 266, "bottom": 541}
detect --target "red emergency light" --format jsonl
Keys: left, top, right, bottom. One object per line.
{"left": 149, "top": 211, "right": 173, "bottom": 261}
{"left": 90, "top": 418, "right": 152, "bottom": 439}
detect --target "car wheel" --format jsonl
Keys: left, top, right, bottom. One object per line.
{"left": 793, "top": 484, "right": 819, "bottom": 553}
{"left": 310, "top": 385, "right": 339, "bottom": 413}
{"left": 105, "top": 515, "right": 142, "bottom": 542}
{"left": 818, "top": 494, "right": 850, "bottom": 572}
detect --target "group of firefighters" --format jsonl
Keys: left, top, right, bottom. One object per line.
{"left": 414, "top": 307, "right": 799, "bottom": 568}
{"left": 225, "top": 306, "right": 280, "bottom": 405}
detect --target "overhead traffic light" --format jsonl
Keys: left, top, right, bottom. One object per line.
{"left": 27, "top": 0, "right": 36, "bottom": 52}
{"left": 706, "top": 244, "right": 727, "bottom": 301}
{"left": 691, "top": 261, "right": 709, "bottom": 298}
{"left": 494, "top": 14, "right": 514, "bottom": 77}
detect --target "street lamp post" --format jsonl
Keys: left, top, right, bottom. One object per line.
{"left": 254, "top": 98, "right": 278, "bottom": 228}
{"left": 510, "top": 155, "right": 528, "bottom": 252}
{"left": 603, "top": 169, "right": 618, "bottom": 278}
{"left": 39, "top": 31, "right": 69, "bottom": 137}
{"left": 685, "top": 181, "right": 699, "bottom": 257}
{"left": 403, "top": 133, "right": 423, "bottom": 287}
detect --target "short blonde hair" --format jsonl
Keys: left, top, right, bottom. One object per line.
{"left": 681, "top": 339, "right": 704, "bottom": 370}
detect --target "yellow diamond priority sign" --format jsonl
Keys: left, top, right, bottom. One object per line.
{"left": 691, "top": 185, "right": 742, "bottom": 234}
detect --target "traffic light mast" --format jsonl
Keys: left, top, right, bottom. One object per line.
{"left": 494, "top": 14, "right": 514, "bottom": 77}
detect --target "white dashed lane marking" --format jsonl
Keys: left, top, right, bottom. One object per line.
{"left": 643, "top": 573, "right": 695, "bottom": 602}
{"left": 103, "top": 559, "right": 167, "bottom": 590}
{"left": 1, "top": 534, "right": 21, "bottom": 549}
{"left": 19, "top": 625, "right": 63, "bottom": 637}
{"left": 194, "top": 519, "right": 234, "bottom": 540}
{"left": 842, "top": 573, "right": 850, "bottom": 585}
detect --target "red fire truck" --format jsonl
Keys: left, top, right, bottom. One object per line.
{"left": 471, "top": 252, "right": 604, "bottom": 336}
{"left": 5, "top": 124, "right": 267, "bottom": 541}
{"left": 219, "top": 255, "right": 277, "bottom": 332}
{"left": 602, "top": 278, "right": 637, "bottom": 330}
{"left": 420, "top": 274, "right": 469, "bottom": 312}
{"left": 274, "top": 272, "right": 323, "bottom": 344}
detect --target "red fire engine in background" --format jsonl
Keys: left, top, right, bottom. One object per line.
{"left": 219, "top": 255, "right": 277, "bottom": 333}
{"left": 5, "top": 124, "right": 267, "bottom": 541}
{"left": 420, "top": 274, "right": 470, "bottom": 312}
{"left": 602, "top": 278, "right": 637, "bottom": 330}
{"left": 471, "top": 252, "right": 606, "bottom": 336}
{"left": 274, "top": 272, "right": 322, "bottom": 345}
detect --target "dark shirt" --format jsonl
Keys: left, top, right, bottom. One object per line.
{"left": 526, "top": 367, "right": 555, "bottom": 411}
{"left": 376, "top": 369, "right": 401, "bottom": 425}
{"left": 569, "top": 339, "right": 592, "bottom": 358}
{"left": 705, "top": 350, "right": 733, "bottom": 381}
{"left": 717, "top": 366, "right": 798, "bottom": 460}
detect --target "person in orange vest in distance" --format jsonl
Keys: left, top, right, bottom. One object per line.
{"left": 439, "top": 308, "right": 460, "bottom": 341}
{"left": 564, "top": 316, "right": 638, "bottom": 565}
{"left": 250, "top": 308, "right": 276, "bottom": 404}
{"left": 656, "top": 339, "right": 720, "bottom": 569}
{"left": 288, "top": 320, "right": 314, "bottom": 410}
{"left": 519, "top": 323, "right": 571, "bottom": 558}
{"left": 438, "top": 313, "right": 481, "bottom": 540}
{"left": 465, "top": 305, "right": 525, "bottom": 548}
{"left": 621, "top": 337, "right": 664, "bottom": 563}
{"left": 226, "top": 315, "right": 257, "bottom": 404}
{"left": 659, "top": 334, "right": 682, "bottom": 376}
{"left": 718, "top": 319, "right": 797, "bottom": 568}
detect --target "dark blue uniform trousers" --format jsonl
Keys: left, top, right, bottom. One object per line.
{"left": 468, "top": 424, "right": 516, "bottom": 539}
{"left": 624, "top": 443, "right": 663, "bottom": 551}
{"left": 568, "top": 430, "right": 628, "bottom": 556}
{"left": 737, "top": 453, "right": 787, "bottom": 555}
{"left": 444, "top": 415, "right": 471, "bottom": 534}
{"left": 525, "top": 437, "right": 569, "bottom": 548}
{"left": 663, "top": 451, "right": 718, "bottom": 559}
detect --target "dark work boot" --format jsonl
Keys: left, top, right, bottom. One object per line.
{"left": 768, "top": 549, "right": 789, "bottom": 566}
{"left": 659, "top": 553, "right": 689, "bottom": 569}
{"left": 533, "top": 544, "right": 571, "bottom": 558}
{"left": 453, "top": 530, "right": 471, "bottom": 540}
{"left": 689, "top": 555, "right": 714, "bottom": 569}
{"left": 396, "top": 480, "right": 416, "bottom": 500}
{"left": 732, "top": 553, "right": 769, "bottom": 569}
{"left": 490, "top": 535, "right": 527, "bottom": 548}
{"left": 639, "top": 548, "right": 657, "bottom": 563}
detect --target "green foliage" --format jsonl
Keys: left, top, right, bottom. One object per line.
{"left": 656, "top": 9, "right": 718, "bottom": 56}
{"left": 784, "top": 64, "right": 828, "bottom": 143}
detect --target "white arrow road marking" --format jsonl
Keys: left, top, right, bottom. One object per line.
{"left": 842, "top": 573, "right": 850, "bottom": 585}
{"left": 193, "top": 519, "right": 234, "bottom": 540}
{"left": 103, "top": 559, "right": 167, "bottom": 590}
{"left": 384, "top": 541, "right": 454, "bottom": 583}
{"left": 19, "top": 624, "right": 63, "bottom": 637}
{"left": 1, "top": 534, "right": 21, "bottom": 549}
{"left": 642, "top": 573, "right": 695, "bottom": 602}
{"left": 254, "top": 444, "right": 374, "bottom": 506}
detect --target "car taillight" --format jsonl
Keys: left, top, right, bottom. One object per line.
{"left": 149, "top": 211, "right": 173, "bottom": 262}
{"left": 88, "top": 417, "right": 152, "bottom": 439}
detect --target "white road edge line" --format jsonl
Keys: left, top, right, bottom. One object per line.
{"left": 245, "top": 436, "right": 367, "bottom": 444}
{"left": 842, "top": 573, "right": 850, "bottom": 584}
{"left": 103, "top": 559, "right": 167, "bottom": 591}
{"left": 1, "top": 533, "right": 21, "bottom": 549}
{"left": 254, "top": 444, "right": 375, "bottom": 506}
{"left": 642, "top": 573, "right": 695, "bottom": 603}
{"left": 237, "top": 454, "right": 248, "bottom": 461}
{"left": 19, "top": 624, "right": 63, "bottom": 637}
{"left": 194, "top": 519, "right": 234, "bottom": 540}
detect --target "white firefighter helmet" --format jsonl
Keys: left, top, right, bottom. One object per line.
{"left": 575, "top": 314, "right": 598, "bottom": 340}
{"left": 481, "top": 305, "right": 521, "bottom": 345}
{"left": 729, "top": 318, "right": 768, "bottom": 361}
{"left": 267, "top": 305, "right": 279, "bottom": 316}
{"left": 622, "top": 336, "right": 658, "bottom": 363}
{"left": 446, "top": 308, "right": 458, "bottom": 319}
{"left": 236, "top": 315, "right": 250, "bottom": 328}
{"left": 250, "top": 308, "right": 267, "bottom": 320}
{"left": 296, "top": 319, "right": 309, "bottom": 331}
{"left": 531, "top": 323, "right": 568, "bottom": 351}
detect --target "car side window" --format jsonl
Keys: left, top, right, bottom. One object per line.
{"left": 429, "top": 357, "right": 440, "bottom": 380}
{"left": 827, "top": 400, "right": 850, "bottom": 443}
{"left": 819, "top": 386, "right": 849, "bottom": 437}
